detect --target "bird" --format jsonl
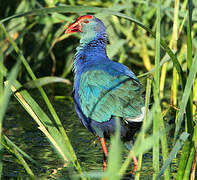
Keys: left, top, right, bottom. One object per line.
{"left": 65, "top": 15, "right": 146, "bottom": 174}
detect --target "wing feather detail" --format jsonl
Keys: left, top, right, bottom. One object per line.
{"left": 78, "top": 70, "right": 145, "bottom": 122}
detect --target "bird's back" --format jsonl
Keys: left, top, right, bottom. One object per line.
{"left": 73, "top": 59, "right": 145, "bottom": 138}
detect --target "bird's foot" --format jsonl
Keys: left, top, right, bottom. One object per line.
{"left": 103, "top": 159, "right": 107, "bottom": 171}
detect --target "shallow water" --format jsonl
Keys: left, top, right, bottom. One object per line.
{"left": 3, "top": 84, "right": 178, "bottom": 179}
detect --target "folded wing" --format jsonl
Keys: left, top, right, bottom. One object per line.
{"left": 78, "top": 70, "right": 145, "bottom": 123}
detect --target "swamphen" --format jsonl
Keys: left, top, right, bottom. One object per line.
{"left": 65, "top": 15, "right": 146, "bottom": 173}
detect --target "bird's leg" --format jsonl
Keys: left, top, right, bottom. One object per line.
{"left": 131, "top": 155, "right": 138, "bottom": 175}
{"left": 125, "top": 142, "right": 138, "bottom": 175}
{"left": 103, "top": 153, "right": 107, "bottom": 171}
{"left": 100, "top": 137, "right": 108, "bottom": 171}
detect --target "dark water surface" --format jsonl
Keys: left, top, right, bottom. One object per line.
{"left": 3, "top": 84, "right": 177, "bottom": 179}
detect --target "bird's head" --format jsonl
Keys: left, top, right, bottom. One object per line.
{"left": 65, "top": 15, "right": 106, "bottom": 43}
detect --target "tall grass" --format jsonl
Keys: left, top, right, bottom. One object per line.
{"left": 153, "top": 0, "right": 161, "bottom": 179}
{"left": 0, "top": 0, "right": 197, "bottom": 179}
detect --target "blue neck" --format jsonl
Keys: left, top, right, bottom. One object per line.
{"left": 77, "top": 32, "right": 107, "bottom": 52}
{"left": 73, "top": 33, "right": 108, "bottom": 75}
{"left": 73, "top": 33, "right": 108, "bottom": 92}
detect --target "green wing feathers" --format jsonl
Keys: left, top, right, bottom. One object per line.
{"left": 78, "top": 70, "right": 145, "bottom": 122}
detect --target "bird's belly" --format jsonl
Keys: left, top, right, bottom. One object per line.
{"left": 90, "top": 117, "right": 142, "bottom": 142}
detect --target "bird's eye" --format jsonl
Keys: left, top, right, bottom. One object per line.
{"left": 84, "top": 20, "right": 89, "bottom": 24}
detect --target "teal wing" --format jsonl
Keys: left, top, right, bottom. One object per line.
{"left": 78, "top": 70, "right": 145, "bottom": 122}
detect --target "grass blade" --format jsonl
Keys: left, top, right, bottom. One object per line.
{"left": 176, "top": 140, "right": 191, "bottom": 179}
{"left": 152, "top": 1, "right": 161, "bottom": 178}
{"left": 185, "top": 0, "right": 194, "bottom": 135}
{"left": 135, "top": 78, "right": 152, "bottom": 180}
{"left": 155, "top": 132, "right": 190, "bottom": 180}
{"left": 173, "top": 43, "right": 197, "bottom": 141}
{"left": 0, "top": 22, "right": 85, "bottom": 179}
{"left": 175, "top": 2, "right": 195, "bottom": 179}
{"left": 183, "top": 145, "right": 195, "bottom": 179}
{"left": 2, "top": 135, "right": 36, "bottom": 179}
{"left": 0, "top": 61, "right": 20, "bottom": 178}
{"left": 170, "top": 0, "right": 179, "bottom": 106}
{"left": 15, "top": 76, "right": 71, "bottom": 92}
{"left": 2, "top": 135, "right": 39, "bottom": 166}
{"left": 107, "top": 118, "right": 122, "bottom": 180}
{"left": 4, "top": 80, "right": 70, "bottom": 162}
{"left": 4, "top": 80, "right": 86, "bottom": 179}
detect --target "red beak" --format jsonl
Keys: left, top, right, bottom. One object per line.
{"left": 65, "top": 21, "right": 82, "bottom": 34}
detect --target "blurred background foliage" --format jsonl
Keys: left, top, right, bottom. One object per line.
{"left": 1, "top": 0, "right": 196, "bottom": 87}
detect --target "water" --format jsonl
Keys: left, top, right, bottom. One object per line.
{"left": 3, "top": 84, "right": 169, "bottom": 179}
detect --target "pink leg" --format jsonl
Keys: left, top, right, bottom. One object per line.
{"left": 100, "top": 137, "right": 108, "bottom": 171}
{"left": 131, "top": 155, "right": 138, "bottom": 175}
